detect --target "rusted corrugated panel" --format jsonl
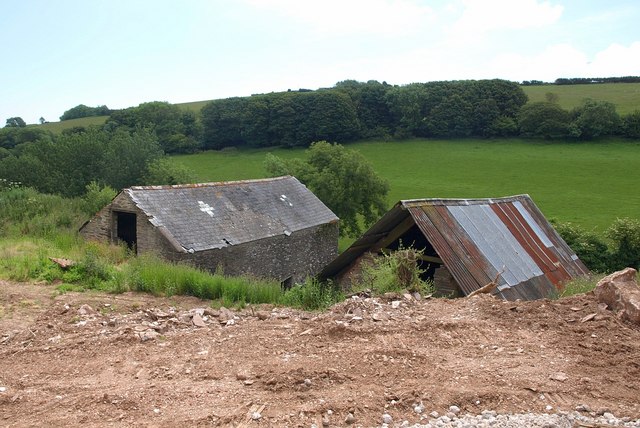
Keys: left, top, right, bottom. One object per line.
{"left": 447, "top": 204, "right": 543, "bottom": 288}
{"left": 411, "top": 206, "right": 491, "bottom": 295}
{"left": 514, "top": 197, "right": 589, "bottom": 278}
{"left": 503, "top": 201, "right": 574, "bottom": 286}
{"left": 490, "top": 202, "right": 571, "bottom": 288}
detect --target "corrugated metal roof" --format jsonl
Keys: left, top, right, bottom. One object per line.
{"left": 320, "top": 195, "right": 589, "bottom": 300}
{"left": 124, "top": 176, "right": 338, "bottom": 252}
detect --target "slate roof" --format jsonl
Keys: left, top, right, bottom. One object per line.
{"left": 125, "top": 176, "right": 338, "bottom": 252}
{"left": 320, "top": 195, "right": 589, "bottom": 300}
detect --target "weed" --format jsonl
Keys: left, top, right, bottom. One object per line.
{"left": 558, "top": 274, "right": 606, "bottom": 298}
{"left": 358, "top": 247, "right": 435, "bottom": 296}
{"left": 281, "top": 278, "right": 344, "bottom": 311}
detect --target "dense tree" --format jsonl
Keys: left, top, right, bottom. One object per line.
{"left": 0, "top": 127, "right": 52, "bottom": 149}
{"left": 107, "top": 102, "right": 202, "bottom": 153}
{"left": 335, "top": 80, "right": 394, "bottom": 139}
{"left": 60, "top": 104, "right": 111, "bottom": 121}
{"left": 201, "top": 97, "right": 248, "bottom": 150}
{"left": 264, "top": 141, "right": 389, "bottom": 238}
{"left": 5, "top": 117, "right": 26, "bottom": 128}
{"left": 0, "top": 128, "right": 163, "bottom": 197}
{"left": 622, "top": 111, "right": 640, "bottom": 138}
{"left": 517, "top": 101, "right": 570, "bottom": 138}
{"left": 569, "top": 99, "right": 621, "bottom": 140}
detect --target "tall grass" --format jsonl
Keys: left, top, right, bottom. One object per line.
{"left": 123, "top": 254, "right": 283, "bottom": 306}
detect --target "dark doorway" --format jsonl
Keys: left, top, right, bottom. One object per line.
{"left": 115, "top": 211, "right": 137, "bottom": 252}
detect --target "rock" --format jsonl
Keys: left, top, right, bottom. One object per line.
{"left": 251, "top": 411, "right": 261, "bottom": 420}
{"left": 414, "top": 403, "right": 425, "bottom": 414}
{"left": 391, "top": 300, "right": 401, "bottom": 309}
{"left": 203, "top": 308, "right": 219, "bottom": 317}
{"left": 344, "top": 412, "right": 355, "bottom": 424}
{"left": 449, "top": 405, "right": 460, "bottom": 415}
{"left": 429, "top": 411, "right": 439, "bottom": 418}
{"left": 372, "top": 312, "right": 389, "bottom": 322}
{"left": 594, "top": 268, "right": 640, "bottom": 324}
{"left": 576, "top": 404, "right": 593, "bottom": 413}
{"left": 255, "top": 311, "right": 270, "bottom": 320}
{"left": 139, "top": 329, "right": 160, "bottom": 342}
{"left": 580, "top": 313, "right": 597, "bottom": 323}
{"left": 78, "top": 304, "right": 95, "bottom": 316}
{"left": 192, "top": 313, "right": 207, "bottom": 327}
{"left": 549, "top": 372, "right": 568, "bottom": 382}
{"left": 382, "top": 413, "right": 393, "bottom": 424}
{"left": 322, "top": 415, "right": 330, "bottom": 427}
{"left": 219, "top": 307, "right": 236, "bottom": 322}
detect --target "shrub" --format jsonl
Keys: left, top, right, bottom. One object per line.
{"left": 82, "top": 181, "right": 116, "bottom": 216}
{"left": 606, "top": 218, "right": 640, "bottom": 270}
{"left": 281, "top": 278, "right": 344, "bottom": 311}
{"left": 358, "top": 247, "right": 435, "bottom": 295}
{"left": 553, "top": 221, "right": 610, "bottom": 273}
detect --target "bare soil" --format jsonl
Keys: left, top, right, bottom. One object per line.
{"left": 1, "top": 280, "right": 640, "bottom": 427}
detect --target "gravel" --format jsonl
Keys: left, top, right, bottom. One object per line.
{"left": 379, "top": 410, "right": 640, "bottom": 428}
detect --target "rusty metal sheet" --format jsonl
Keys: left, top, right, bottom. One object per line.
{"left": 490, "top": 202, "right": 570, "bottom": 289}
{"left": 322, "top": 194, "right": 589, "bottom": 301}
{"left": 496, "top": 202, "right": 572, "bottom": 286}
{"left": 516, "top": 197, "right": 590, "bottom": 277}
{"left": 410, "top": 207, "right": 483, "bottom": 295}
{"left": 447, "top": 204, "right": 542, "bottom": 287}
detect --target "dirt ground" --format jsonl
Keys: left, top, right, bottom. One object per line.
{"left": 1, "top": 280, "right": 639, "bottom": 427}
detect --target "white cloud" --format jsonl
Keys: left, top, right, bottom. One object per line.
{"left": 453, "top": 0, "right": 563, "bottom": 33}
{"left": 588, "top": 42, "right": 640, "bottom": 77}
{"left": 243, "top": 0, "right": 434, "bottom": 36}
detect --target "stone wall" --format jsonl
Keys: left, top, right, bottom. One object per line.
{"left": 79, "top": 192, "right": 179, "bottom": 256}
{"left": 180, "top": 222, "right": 338, "bottom": 284}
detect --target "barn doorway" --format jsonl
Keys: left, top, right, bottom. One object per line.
{"left": 115, "top": 211, "right": 137, "bottom": 252}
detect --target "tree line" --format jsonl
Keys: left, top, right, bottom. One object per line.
{"left": 2, "top": 78, "right": 640, "bottom": 199}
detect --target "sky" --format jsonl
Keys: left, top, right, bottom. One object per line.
{"left": 2, "top": 0, "right": 639, "bottom": 124}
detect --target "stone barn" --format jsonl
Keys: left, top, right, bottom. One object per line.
{"left": 80, "top": 176, "right": 339, "bottom": 285}
{"left": 319, "top": 195, "right": 590, "bottom": 300}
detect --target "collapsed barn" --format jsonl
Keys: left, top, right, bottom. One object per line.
{"left": 79, "top": 176, "right": 339, "bottom": 285}
{"left": 319, "top": 195, "right": 590, "bottom": 300}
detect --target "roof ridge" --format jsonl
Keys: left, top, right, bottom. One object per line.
{"left": 400, "top": 194, "right": 531, "bottom": 207}
{"left": 128, "top": 175, "right": 294, "bottom": 191}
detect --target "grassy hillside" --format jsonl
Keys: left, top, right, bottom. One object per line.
{"left": 172, "top": 138, "right": 640, "bottom": 235}
{"left": 35, "top": 115, "right": 109, "bottom": 133}
{"left": 522, "top": 83, "right": 640, "bottom": 114}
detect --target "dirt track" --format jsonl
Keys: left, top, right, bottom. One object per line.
{"left": 1, "top": 280, "right": 640, "bottom": 427}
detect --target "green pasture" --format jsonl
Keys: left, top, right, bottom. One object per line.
{"left": 35, "top": 115, "right": 108, "bottom": 133}
{"left": 522, "top": 83, "right": 640, "bottom": 114}
{"left": 172, "top": 138, "right": 640, "bottom": 236}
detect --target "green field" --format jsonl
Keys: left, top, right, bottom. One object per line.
{"left": 522, "top": 83, "right": 640, "bottom": 114}
{"left": 172, "top": 138, "right": 640, "bottom": 237}
{"left": 35, "top": 115, "right": 108, "bottom": 133}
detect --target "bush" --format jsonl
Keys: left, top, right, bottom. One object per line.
{"left": 606, "top": 218, "right": 640, "bottom": 270}
{"left": 82, "top": 181, "right": 116, "bottom": 216}
{"left": 358, "top": 247, "right": 435, "bottom": 295}
{"left": 553, "top": 221, "right": 610, "bottom": 273}
{"left": 281, "top": 278, "right": 344, "bottom": 311}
